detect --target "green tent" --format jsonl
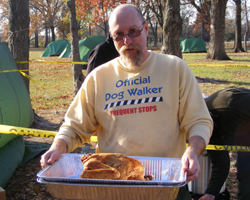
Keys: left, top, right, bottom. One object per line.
{"left": 59, "top": 36, "right": 106, "bottom": 62}
{"left": 180, "top": 38, "right": 207, "bottom": 53}
{"left": 0, "top": 42, "right": 34, "bottom": 147}
{"left": 0, "top": 42, "right": 34, "bottom": 187}
{"left": 180, "top": 37, "right": 186, "bottom": 43}
{"left": 41, "top": 40, "right": 69, "bottom": 57}
{"left": 59, "top": 42, "right": 71, "bottom": 58}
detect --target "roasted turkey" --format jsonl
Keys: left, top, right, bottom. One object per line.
{"left": 80, "top": 153, "right": 152, "bottom": 181}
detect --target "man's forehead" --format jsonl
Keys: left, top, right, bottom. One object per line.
{"left": 110, "top": 21, "right": 141, "bottom": 33}
{"left": 109, "top": 15, "right": 142, "bottom": 32}
{"left": 109, "top": 7, "right": 139, "bottom": 26}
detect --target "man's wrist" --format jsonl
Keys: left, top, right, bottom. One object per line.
{"left": 52, "top": 138, "right": 68, "bottom": 153}
{"left": 206, "top": 193, "right": 215, "bottom": 199}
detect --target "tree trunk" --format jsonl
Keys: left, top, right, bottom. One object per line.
{"left": 244, "top": 32, "right": 248, "bottom": 52}
{"left": 234, "top": 0, "right": 245, "bottom": 52}
{"left": 50, "top": 25, "right": 56, "bottom": 41}
{"left": 189, "top": 0, "right": 211, "bottom": 42}
{"left": 48, "top": 28, "right": 50, "bottom": 44}
{"left": 104, "top": 20, "right": 109, "bottom": 37}
{"left": 89, "top": 26, "right": 91, "bottom": 36}
{"left": 44, "top": 26, "right": 49, "bottom": 47}
{"left": 161, "top": 0, "right": 182, "bottom": 58}
{"left": 62, "top": 30, "right": 65, "bottom": 40}
{"left": 244, "top": 0, "right": 248, "bottom": 52}
{"left": 67, "top": 0, "right": 84, "bottom": 96}
{"left": 8, "top": 0, "right": 30, "bottom": 91}
{"left": 153, "top": 24, "right": 158, "bottom": 47}
{"left": 151, "top": 22, "right": 158, "bottom": 47}
{"left": 35, "top": 29, "right": 39, "bottom": 48}
{"left": 206, "top": 0, "right": 230, "bottom": 60}
{"left": 201, "top": 20, "right": 204, "bottom": 40}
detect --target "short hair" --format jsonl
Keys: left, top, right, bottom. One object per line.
{"left": 109, "top": 4, "right": 145, "bottom": 28}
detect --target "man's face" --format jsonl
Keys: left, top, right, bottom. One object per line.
{"left": 109, "top": 10, "right": 148, "bottom": 70}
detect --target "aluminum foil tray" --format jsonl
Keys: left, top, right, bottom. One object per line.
{"left": 37, "top": 153, "right": 186, "bottom": 187}
{"left": 37, "top": 177, "right": 180, "bottom": 200}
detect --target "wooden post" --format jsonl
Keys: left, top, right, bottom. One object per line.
{"left": 0, "top": 187, "right": 6, "bottom": 200}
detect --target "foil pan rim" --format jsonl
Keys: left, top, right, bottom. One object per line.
{"left": 37, "top": 153, "right": 186, "bottom": 187}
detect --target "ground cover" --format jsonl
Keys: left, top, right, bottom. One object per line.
{"left": 5, "top": 47, "right": 250, "bottom": 199}
{"left": 184, "top": 51, "right": 250, "bottom": 95}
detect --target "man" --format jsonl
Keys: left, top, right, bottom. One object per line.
{"left": 86, "top": 34, "right": 119, "bottom": 76}
{"left": 41, "top": 4, "right": 212, "bottom": 199}
{"left": 199, "top": 88, "right": 250, "bottom": 200}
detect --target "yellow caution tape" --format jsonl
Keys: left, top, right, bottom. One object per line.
{"left": 189, "top": 64, "right": 250, "bottom": 68}
{"left": 0, "top": 124, "right": 57, "bottom": 138}
{"left": 0, "top": 69, "right": 43, "bottom": 86}
{"left": 186, "top": 143, "right": 250, "bottom": 152}
{"left": 18, "top": 70, "right": 44, "bottom": 86}
{"left": 90, "top": 136, "right": 97, "bottom": 142}
{"left": 33, "top": 60, "right": 88, "bottom": 65}
{"left": 14, "top": 60, "right": 88, "bottom": 65}
{"left": 206, "top": 144, "right": 250, "bottom": 152}
{"left": 1, "top": 124, "right": 249, "bottom": 151}
{"left": 0, "top": 69, "right": 29, "bottom": 73}
{"left": 15, "top": 61, "right": 30, "bottom": 64}
{"left": 14, "top": 60, "right": 250, "bottom": 67}
{"left": 0, "top": 124, "right": 97, "bottom": 142}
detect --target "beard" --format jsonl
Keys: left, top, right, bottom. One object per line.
{"left": 119, "top": 44, "right": 143, "bottom": 70}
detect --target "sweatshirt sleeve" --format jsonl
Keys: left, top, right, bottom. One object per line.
{"left": 178, "top": 61, "right": 213, "bottom": 145}
{"left": 55, "top": 76, "right": 99, "bottom": 153}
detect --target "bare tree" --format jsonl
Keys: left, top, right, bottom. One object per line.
{"left": 183, "top": 0, "right": 211, "bottom": 41}
{"left": 149, "top": 17, "right": 159, "bottom": 47}
{"left": 144, "top": 6, "right": 159, "bottom": 47}
{"left": 30, "top": 0, "right": 64, "bottom": 45}
{"left": 142, "top": 0, "right": 182, "bottom": 57}
{"left": 67, "top": 0, "right": 85, "bottom": 96}
{"left": 29, "top": 8, "right": 43, "bottom": 48}
{"left": 8, "top": 0, "right": 30, "bottom": 91}
{"left": 161, "top": 0, "right": 183, "bottom": 57}
{"left": 243, "top": 0, "right": 249, "bottom": 51}
{"left": 180, "top": 1, "right": 196, "bottom": 38}
{"left": 206, "top": 0, "right": 230, "bottom": 60}
{"left": 57, "top": 3, "right": 70, "bottom": 40}
{"left": 233, "top": 0, "right": 245, "bottom": 52}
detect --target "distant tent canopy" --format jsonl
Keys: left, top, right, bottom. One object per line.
{"left": 180, "top": 38, "right": 207, "bottom": 53}
{"left": 41, "top": 40, "right": 69, "bottom": 57}
{"left": 180, "top": 37, "right": 185, "bottom": 43}
{"left": 59, "top": 42, "right": 71, "bottom": 58}
{"left": 59, "top": 36, "right": 106, "bottom": 62}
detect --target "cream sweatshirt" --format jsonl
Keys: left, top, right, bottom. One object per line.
{"left": 55, "top": 51, "right": 213, "bottom": 158}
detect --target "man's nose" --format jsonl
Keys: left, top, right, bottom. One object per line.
{"left": 123, "top": 35, "right": 132, "bottom": 45}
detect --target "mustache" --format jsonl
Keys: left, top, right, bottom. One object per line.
{"left": 120, "top": 44, "right": 140, "bottom": 52}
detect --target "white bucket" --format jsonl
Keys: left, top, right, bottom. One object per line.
{"left": 188, "top": 150, "right": 226, "bottom": 195}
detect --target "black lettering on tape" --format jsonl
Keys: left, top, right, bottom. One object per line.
{"left": 9, "top": 128, "right": 18, "bottom": 132}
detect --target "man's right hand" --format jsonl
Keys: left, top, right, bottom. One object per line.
{"left": 40, "top": 139, "right": 67, "bottom": 169}
{"left": 198, "top": 194, "right": 215, "bottom": 200}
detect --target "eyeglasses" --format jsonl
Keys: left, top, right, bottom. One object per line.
{"left": 112, "top": 22, "right": 146, "bottom": 41}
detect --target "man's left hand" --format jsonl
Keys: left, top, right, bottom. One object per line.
{"left": 182, "top": 136, "right": 206, "bottom": 183}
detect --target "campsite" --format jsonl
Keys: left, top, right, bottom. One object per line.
{"left": 1, "top": 1, "right": 250, "bottom": 199}
{"left": 0, "top": 45, "right": 249, "bottom": 199}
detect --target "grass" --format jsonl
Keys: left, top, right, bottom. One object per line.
{"left": 29, "top": 48, "right": 250, "bottom": 111}
{"left": 182, "top": 49, "right": 250, "bottom": 94}
{"left": 29, "top": 48, "right": 75, "bottom": 111}
{"left": 183, "top": 51, "right": 250, "bottom": 65}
